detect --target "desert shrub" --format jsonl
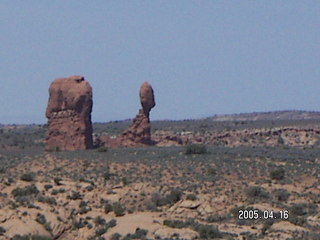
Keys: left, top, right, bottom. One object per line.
{"left": 94, "top": 216, "right": 106, "bottom": 226}
{"left": 95, "top": 227, "right": 107, "bottom": 236}
{"left": 123, "top": 228, "right": 148, "bottom": 240}
{"left": 11, "top": 236, "right": 31, "bottom": 240}
{"left": 51, "top": 189, "right": 59, "bottom": 195}
{"left": 186, "top": 194, "right": 197, "bottom": 201}
{"left": 207, "top": 167, "right": 216, "bottom": 176}
{"left": 261, "top": 219, "right": 274, "bottom": 235}
{"left": 35, "top": 213, "right": 47, "bottom": 225}
{"left": 270, "top": 168, "right": 285, "bottom": 180}
{"left": 37, "top": 195, "right": 57, "bottom": 205}
{"left": 12, "top": 184, "right": 39, "bottom": 197}
{"left": 53, "top": 177, "right": 62, "bottom": 186}
{"left": 151, "top": 189, "right": 183, "bottom": 207}
{"left": 273, "top": 189, "right": 290, "bottom": 202}
{"left": 79, "top": 200, "right": 87, "bottom": 208}
{"left": 290, "top": 203, "right": 317, "bottom": 216}
{"left": 290, "top": 204, "right": 305, "bottom": 216}
{"left": 111, "top": 233, "right": 122, "bottom": 240}
{"left": 16, "top": 196, "right": 31, "bottom": 205}
{"left": 288, "top": 215, "right": 307, "bottom": 226}
{"left": 79, "top": 206, "right": 91, "bottom": 215}
{"left": 163, "top": 219, "right": 188, "bottom": 229}
{"left": 107, "top": 219, "right": 117, "bottom": 228}
{"left": 20, "top": 172, "right": 35, "bottom": 182}
{"left": 104, "top": 202, "right": 113, "bottom": 213}
{"left": 73, "top": 218, "right": 87, "bottom": 229}
{"left": 245, "top": 186, "right": 269, "bottom": 201}
{"left": 206, "top": 214, "right": 228, "bottom": 223}
{"left": 44, "top": 184, "right": 53, "bottom": 191}
{"left": 0, "top": 226, "right": 6, "bottom": 235}
{"left": 85, "top": 185, "right": 94, "bottom": 191}
{"left": 112, "top": 202, "right": 125, "bottom": 217}
{"left": 122, "top": 177, "right": 129, "bottom": 186}
{"left": 68, "top": 191, "right": 83, "bottom": 200}
{"left": 44, "top": 222, "right": 52, "bottom": 233}
{"left": 196, "top": 225, "right": 222, "bottom": 239}
{"left": 185, "top": 144, "right": 207, "bottom": 155}
{"left": 97, "top": 147, "right": 108, "bottom": 152}
{"left": 166, "top": 189, "right": 183, "bottom": 205}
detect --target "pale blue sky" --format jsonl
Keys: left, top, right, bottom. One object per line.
{"left": 1, "top": 1, "right": 319, "bottom": 124}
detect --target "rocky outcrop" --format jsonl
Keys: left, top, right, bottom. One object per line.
{"left": 98, "top": 82, "right": 156, "bottom": 148}
{"left": 119, "top": 82, "right": 155, "bottom": 146}
{"left": 45, "top": 75, "right": 93, "bottom": 151}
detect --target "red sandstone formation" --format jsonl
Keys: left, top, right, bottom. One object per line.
{"left": 119, "top": 82, "right": 155, "bottom": 146}
{"left": 99, "top": 82, "right": 156, "bottom": 148}
{"left": 45, "top": 75, "right": 93, "bottom": 151}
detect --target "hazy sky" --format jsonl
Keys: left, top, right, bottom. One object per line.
{"left": 1, "top": 1, "right": 319, "bottom": 124}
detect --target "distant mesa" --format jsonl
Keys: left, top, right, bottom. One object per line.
{"left": 45, "top": 75, "right": 93, "bottom": 151}
{"left": 99, "top": 81, "right": 156, "bottom": 147}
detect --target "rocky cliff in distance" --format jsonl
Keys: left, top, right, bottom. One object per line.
{"left": 45, "top": 75, "right": 93, "bottom": 151}
{"left": 210, "top": 110, "right": 320, "bottom": 121}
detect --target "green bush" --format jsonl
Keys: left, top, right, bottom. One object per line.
{"left": 20, "top": 172, "right": 35, "bottom": 182}
{"left": 186, "top": 194, "right": 197, "bottom": 201}
{"left": 35, "top": 213, "right": 46, "bottom": 225}
{"left": 0, "top": 226, "right": 6, "bottom": 235}
{"left": 37, "top": 195, "right": 57, "bottom": 205}
{"left": 245, "top": 186, "right": 269, "bottom": 201}
{"left": 12, "top": 184, "right": 39, "bottom": 197}
{"left": 197, "top": 225, "right": 222, "bottom": 239}
{"left": 206, "top": 214, "right": 227, "bottom": 223}
{"left": 111, "top": 233, "right": 122, "bottom": 240}
{"left": 44, "top": 184, "right": 53, "bottom": 191}
{"left": 95, "top": 227, "right": 107, "bottom": 236}
{"left": 270, "top": 168, "right": 285, "bottom": 180}
{"left": 68, "top": 191, "right": 83, "bottom": 200}
{"left": 166, "top": 189, "right": 183, "bottom": 204}
{"left": 273, "top": 189, "right": 290, "bottom": 202}
{"left": 73, "top": 218, "right": 87, "bottom": 229}
{"left": 94, "top": 216, "right": 106, "bottom": 226}
{"left": 163, "top": 219, "right": 188, "bottom": 229}
{"left": 112, "top": 202, "right": 125, "bottom": 217}
{"left": 152, "top": 189, "right": 183, "bottom": 207}
{"left": 12, "top": 235, "right": 29, "bottom": 240}
{"left": 97, "top": 147, "right": 108, "bottom": 152}
{"left": 107, "top": 219, "right": 117, "bottom": 228}
{"left": 185, "top": 144, "right": 207, "bottom": 155}
{"left": 104, "top": 202, "right": 113, "bottom": 213}
{"left": 54, "top": 177, "right": 62, "bottom": 186}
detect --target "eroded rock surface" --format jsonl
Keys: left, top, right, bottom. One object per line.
{"left": 45, "top": 75, "right": 93, "bottom": 151}
{"left": 98, "top": 82, "right": 155, "bottom": 148}
{"left": 119, "top": 82, "right": 155, "bottom": 146}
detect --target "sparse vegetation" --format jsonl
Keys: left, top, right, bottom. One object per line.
{"left": 0, "top": 119, "right": 319, "bottom": 239}
{"left": 245, "top": 186, "right": 270, "bottom": 202}
{"left": 112, "top": 202, "right": 125, "bottom": 217}
{"left": 0, "top": 226, "right": 6, "bottom": 235}
{"left": 185, "top": 144, "right": 207, "bottom": 155}
{"left": 12, "top": 184, "right": 39, "bottom": 197}
{"left": 20, "top": 172, "right": 36, "bottom": 182}
{"left": 270, "top": 168, "right": 285, "bottom": 180}
{"left": 186, "top": 193, "right": 197, "bottom": 201}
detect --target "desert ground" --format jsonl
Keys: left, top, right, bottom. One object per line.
{"left": 0, "top": 112, "right": 319, "bottom": 240}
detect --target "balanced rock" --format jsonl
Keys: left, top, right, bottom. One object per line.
{"left": 45, "top": 75, "right": 93, "bottom": 151}
{"left": 140, "top": 81, "right": 155, "bottom": 116}
{"left": 119, "top": 82, "right": 155, "bottom": 146}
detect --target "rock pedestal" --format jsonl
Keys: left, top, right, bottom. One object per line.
{"left": 119, "top": 82, "right": 155, "bottom": 146}
{"left": 45, "top": 75, "right": 93, "bottom": 151}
